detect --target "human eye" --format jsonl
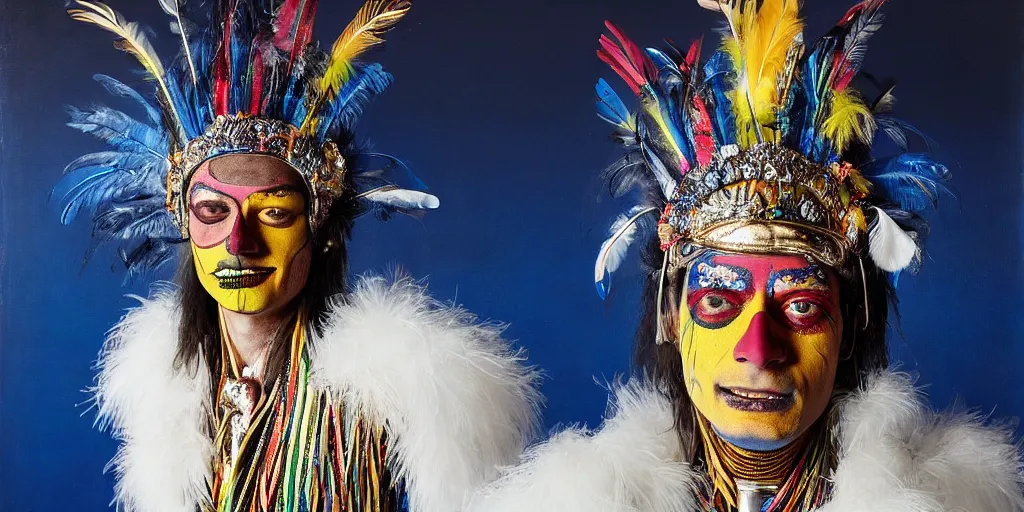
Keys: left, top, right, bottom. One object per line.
{"left": 689, "top": 290, "right": 742, "bottom": 328}
{"left": 781, "top": 297, "right": 825, "bottom": 329}
{"left": 257, "top": 207, "right": 298, "bottom": 228}
{"left": 191, "top": 200, "right": 231, "bottom": 224}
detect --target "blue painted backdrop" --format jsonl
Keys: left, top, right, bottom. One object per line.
{"left": 1, "top": 0, "right": 1021, "bottom": 509}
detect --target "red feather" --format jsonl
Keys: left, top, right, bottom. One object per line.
{"left": 212, "top": 0, "right": 238, "bottom": 116}
{"left": 691, "top": 95, "right": 715, "bottom": 168}
{"left": 684, "top": 37, "right": 703, "bottom": 72}
{"left": 597, "top": 36, "right": 645, "bottom": 95}
{"left": 838, "top": 0, "right": 887, "bottom": 26}
{"left": 273, "top": 0, "right": 320, "bottom": 74}
{"left": 602, "top": 22, "right": 643, "bottom": 74}
{"left": 249, "top": 39, "right": 266, "bottom": 115}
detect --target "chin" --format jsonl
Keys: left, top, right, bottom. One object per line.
{"left": 716, "top": 429, "right": 800, "bottom": 451}
{"left": 710, "top": 409, "right": 804, "bottom": 451}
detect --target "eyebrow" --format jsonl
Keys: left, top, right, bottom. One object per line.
{"left": 769, "top": 266, "right": 829, "bottom": 295}
{"left": 189, "top": 183, "right": 304, "bottom": 199}
{"left": 688, "top": 260, "right": 753, "bottom": 292}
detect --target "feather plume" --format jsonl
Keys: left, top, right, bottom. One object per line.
{"left": 602, "top": 153, "right": 649, "bottom": 198}
{"left": 66, "top": 106, "right": 167, "bottom": 159}
{"left": 157, "top": 0, "right": 198, "bottom": 84}
{"left": 832, "top": 0, "right": 887, "bottom": 91}
{"left": 867, "top": 206, "right": 917, "bottom": 272}
{"left": 718, "top": 0, "right": 803, "bottom": 145}
{"left": 318, "top": 0, "right": 410, "bottom": 99}
{"left": 317, "top": 63, "right": 392, "bottom": 140}
{"left": 595, "top": 206, "right": 659, "bottom": 299}
{"left": 69, "top": 1, "right": 185, "bottom": 141}
{"left": 703, "top": 50, "right": 738, "bottom": 146}
{"left": 821, "top": 88, "right": 875, "bottom": 154}
{"left": 596, "top": 78, "right": 634, "bottom": 133}
{"left": 273, "top": 0, "right": 320, "bottom": 74}
{"left": 93, "top": 74, "right": 163, "bottom": 126}
{"left": 862, "top": 154, "right": 951, "bottom": 212}
{"left": 360, "top": 187, "right": 439, "bottom": 210}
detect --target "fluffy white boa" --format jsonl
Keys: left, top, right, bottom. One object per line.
{"left": 93, "top": 275, "right": 542, "bottom": 512}
{"left": 470, "top": 373, "right": 1024, "bottom": 512}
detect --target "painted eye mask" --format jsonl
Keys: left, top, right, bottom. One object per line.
{"left": 678, "top": 251, "right": 843, "bottom": 450}
{"left": 187, "top": 155, "right": 312, "bottom": 314}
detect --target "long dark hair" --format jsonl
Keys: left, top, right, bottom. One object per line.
{"left": 632, "top": 235, "right": 895, "bottom": 460}
{"left": 172, "top": 188, "right": 360, "bottom": 390}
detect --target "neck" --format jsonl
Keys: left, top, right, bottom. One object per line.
{"left": 697, "top": 414, "right": 806, "bottom": 510}
{"left": 219, "top": 306, "right": 293, "bottom": 377}
{"left": 695, "top": 411, "right": 837, "bottom": 512}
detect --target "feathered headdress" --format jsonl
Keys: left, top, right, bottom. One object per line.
{"left": 56, "top": 0, "right": 437, "bottom": 278}
{"left": 593, "top": 0, "right": 949, "bottom": 307}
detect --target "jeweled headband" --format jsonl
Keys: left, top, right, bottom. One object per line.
{"left": 593, "top": 0, "right": 949, "bottom": 304}
{"left": 167, "top": 115, "right": 348, "bottom": 237}
{"left": 56, "top": 0, "right": 438, "bottom": 277}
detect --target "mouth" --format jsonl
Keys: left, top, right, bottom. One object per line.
{"left": 212, "top": 267, "right": 275, "bottom": 289}
{"left": 717, "top": 385, "right": 795, "bottom": 413}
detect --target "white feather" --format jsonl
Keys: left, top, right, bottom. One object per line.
{"left": 363, "top": 188, "right": 440, "bottom": 210}
{"left": 594, "top": 206, "right": 658, "bottom": 296}
{"left": 94, "top": 288, "right": 212, "bottom": 512}
{"left": 309, "top": 274, "right": 541, "bottom": 512}
{"left": 95, "top": 275, "right": 541, "bottom": 512}
{"left": 471, "top": 373, "right": 1024, "bottom": 512}
{"left": 868, "top": 206, "right": 918, "bottom": 272}
{"left": 468, "top": 381, "right": 698, "bottom": 512}
{"left": 156, "top": 0, "right": 198, "bottom": 84}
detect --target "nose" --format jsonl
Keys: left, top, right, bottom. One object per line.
{"left": 226, "top": 214, "right": 260, "bottom": 256}
{"left": 733, "top": 312, "right": 790, "bottom": 369}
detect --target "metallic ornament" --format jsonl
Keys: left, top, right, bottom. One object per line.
{"left": 167, "top": 114, "right": 347, "bottom": 238}
{"left": 658, "top": 143, "right": 865, "bottom": 268}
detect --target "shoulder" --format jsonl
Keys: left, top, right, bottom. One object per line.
{"left": 826, "top": 371, "right": 1024, "bottom": 512}
{"left": 469, "top": 380, "right": 701, "bottom": 512}
{"left": 308, "top": 274, "right": 543, "bottom": 512}
{"left": 94, "top": 287, "right": 212, "bottom": 512}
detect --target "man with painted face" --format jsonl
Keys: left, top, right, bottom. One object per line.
{"left": 57, "top": 1, "right": 539, "bottom": 511}
{"left": 470, "top": 1, "right": 1024, "bottom": 511}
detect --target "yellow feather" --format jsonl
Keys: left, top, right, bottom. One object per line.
{"left": 718, "top": 0, "right": 803, "bottom": 146}
{"left": 822, "top": 89, "right": 876, "bottom": 155}
{"left": 319, "top": 0, "right": 411, "bottom": 97}
{"left": 848, "top": 167, "right": 873, "bottom": 196}
{"left": 69, "top": 0, "right": 185, "bottom": 141}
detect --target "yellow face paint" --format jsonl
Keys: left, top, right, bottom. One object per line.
{"left": 187, "top": 155, "right": 312, "bottom": 314}
{"left": 677, "top": 251, "right": 842, "bottom": 450}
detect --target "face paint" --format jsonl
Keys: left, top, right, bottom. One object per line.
{"left": 678, "top": 251, "right": 841, "bottom": 450}
{"left": 187, "top": 154, "right": 312, "bottom": 315}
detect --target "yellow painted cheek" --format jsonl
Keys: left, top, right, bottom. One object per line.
{"left": 191, "top": 243, "right": 243, "bottom": 308}
{"left": 678, "top": 292, "right": 764, "bottom": 397}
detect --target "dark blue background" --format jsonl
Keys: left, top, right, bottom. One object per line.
{"left": 1, "top": 0, "right": 1021, "bottom": 509}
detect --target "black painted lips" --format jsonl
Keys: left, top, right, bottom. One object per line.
{"left": 717, "top": 385, "right": 795, "bottom": 412}
{"left": 215, "top": 267, "right": 275, "bottom": 289}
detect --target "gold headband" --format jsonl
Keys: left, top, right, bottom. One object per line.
{"left": 166, "top": 114, "right": 347, "bottom": 238}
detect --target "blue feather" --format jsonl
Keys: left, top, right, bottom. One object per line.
{"left": 319, "top": 64, "right": 392, "bottom": 140}
{"left": 703, "top": 51, "right": 737, "bottom": 147}
{"left": 646, "top": 47, "right": 676, "bottom": 70}
{"left": 862, "top": 153, "right": 952, "bottom": 212}
{"left": 595, "top": 78, "right": 630, "bottom": 129}
{"left": 647, "top": 51, "right": 694, "bottom": 168}
{"left": 93, "top": 74, "right": 163, "bottom": 126}
{"left": 66, "top": 107, "right": 168, "bottom": 158}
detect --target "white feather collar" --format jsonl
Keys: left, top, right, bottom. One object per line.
{"left": 93, "top": 275, "right": 542, "bottom": 512}
{"left": 470, "top": 372, "right": 1024, "bottom": 512}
